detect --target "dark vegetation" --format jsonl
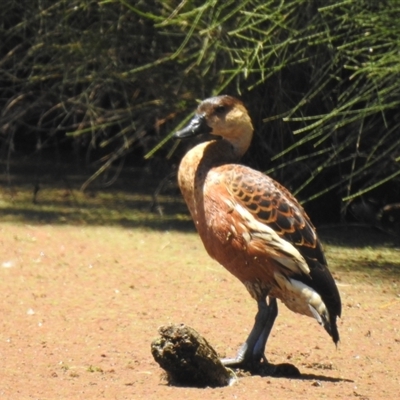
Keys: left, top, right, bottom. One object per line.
{"left": 1, "top": 0, "right": 400, "bottom": 225}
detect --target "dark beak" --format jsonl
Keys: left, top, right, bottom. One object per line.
{"left": 173, "top": 114, "right": 213, "bottom": 139}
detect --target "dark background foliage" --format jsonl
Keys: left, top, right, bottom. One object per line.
{"left": 1, "top": 0, "right": 399, "bottom": 224}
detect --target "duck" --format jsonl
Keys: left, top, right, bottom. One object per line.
{"left": 173, "top": 95, "right": 341, "bottom": 374}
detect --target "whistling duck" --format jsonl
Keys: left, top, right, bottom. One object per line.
{"left": 174, "top": 95, "right": 341, "bottom": 374}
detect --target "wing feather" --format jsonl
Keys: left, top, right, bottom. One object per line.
{"left": 228, "top": 165, "right": 323, "bottom": 261}
{"left": 223, "top": 164, "right": 342, "bottom": 320}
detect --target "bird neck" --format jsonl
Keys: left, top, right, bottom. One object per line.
{"left": 216, "top": 116, "right": 254, "bottom": 159}
{"left": 184, "top": 139, "right": 242, "bottom": 172}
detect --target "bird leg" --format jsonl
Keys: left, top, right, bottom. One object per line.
{"left": 221, "top": 297, "right": 277, "bottom": 371}
{"left": 221, "top": 296, "right": 301, "bottom": 376}
{"left": 252, "top": 297, "right": 278, "bottom": 362}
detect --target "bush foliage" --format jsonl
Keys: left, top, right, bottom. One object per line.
{"left": 1, "top": 0, "right": 399, "bottom": 218}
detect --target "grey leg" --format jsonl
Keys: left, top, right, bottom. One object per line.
{"left": 221, "top": 296, "right": 277, "bottom": 370}
{"left": 252, "top": 297, "right": 278, "bottom": 362}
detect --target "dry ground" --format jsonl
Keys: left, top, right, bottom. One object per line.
{"left": 0, "top": 171, "right": 399, "bottom": 399}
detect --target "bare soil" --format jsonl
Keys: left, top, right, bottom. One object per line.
{"left": 0, "top": 221, "right": 399, "bottom": 400}
{"left": 0, "top": 171, "right": 399, "bottom": 399}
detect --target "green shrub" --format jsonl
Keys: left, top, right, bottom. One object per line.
{"left": 1, "top": 0, "right": 399, "bottom": 220}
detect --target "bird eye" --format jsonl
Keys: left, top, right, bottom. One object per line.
{"left": 215, "top": 105, "right": 226, "bottom": 114}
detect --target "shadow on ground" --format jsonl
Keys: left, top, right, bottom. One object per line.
{"left": 0, "top": 160, "right": 194, "bottom": 231}
{"left": 1, "top": 160, "right": 399, "bottom": 281}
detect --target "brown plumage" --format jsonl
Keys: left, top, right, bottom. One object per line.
{"left": 174, "top": 95, "right": 341, "bottom": 372}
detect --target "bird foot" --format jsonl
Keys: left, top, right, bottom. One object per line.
{"left": 222, "top": 357, "right": 300, "bottom": 377}
{"left": 257, "top": 361, "right": 300, "bottom": 377}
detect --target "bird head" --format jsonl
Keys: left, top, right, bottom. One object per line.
{"left": 174, "top": 95, "right": 254, "bottom": 156}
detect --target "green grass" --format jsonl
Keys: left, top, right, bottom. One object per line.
{"left": 0, "top": 162, "right": 191, "bottom": 230}
{"left": 319, "top": 225, "right": 399, "bottom": 286}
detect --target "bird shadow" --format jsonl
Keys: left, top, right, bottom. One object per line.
{"left": 288, "top": 372, "right": 353, "bottom": 383}
{"left": 253, "top": 371, "right": 353, "bottom": 383}
{"left": 252, "top": 362, "right": 353, "bottom": 383}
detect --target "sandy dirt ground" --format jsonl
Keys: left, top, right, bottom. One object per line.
{"left": 0, "top": 222, "right": 399, "bottom": 399}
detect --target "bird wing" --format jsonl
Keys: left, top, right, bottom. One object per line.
{"left": 222, "top": 164, "right": 341, "bottom": 319}
{"left": 227, "top": 164, "right": 325, "bottom": 264}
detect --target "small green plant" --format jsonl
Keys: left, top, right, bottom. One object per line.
{"left": 87, "top": 365, "right": 104, "bottom": 373}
